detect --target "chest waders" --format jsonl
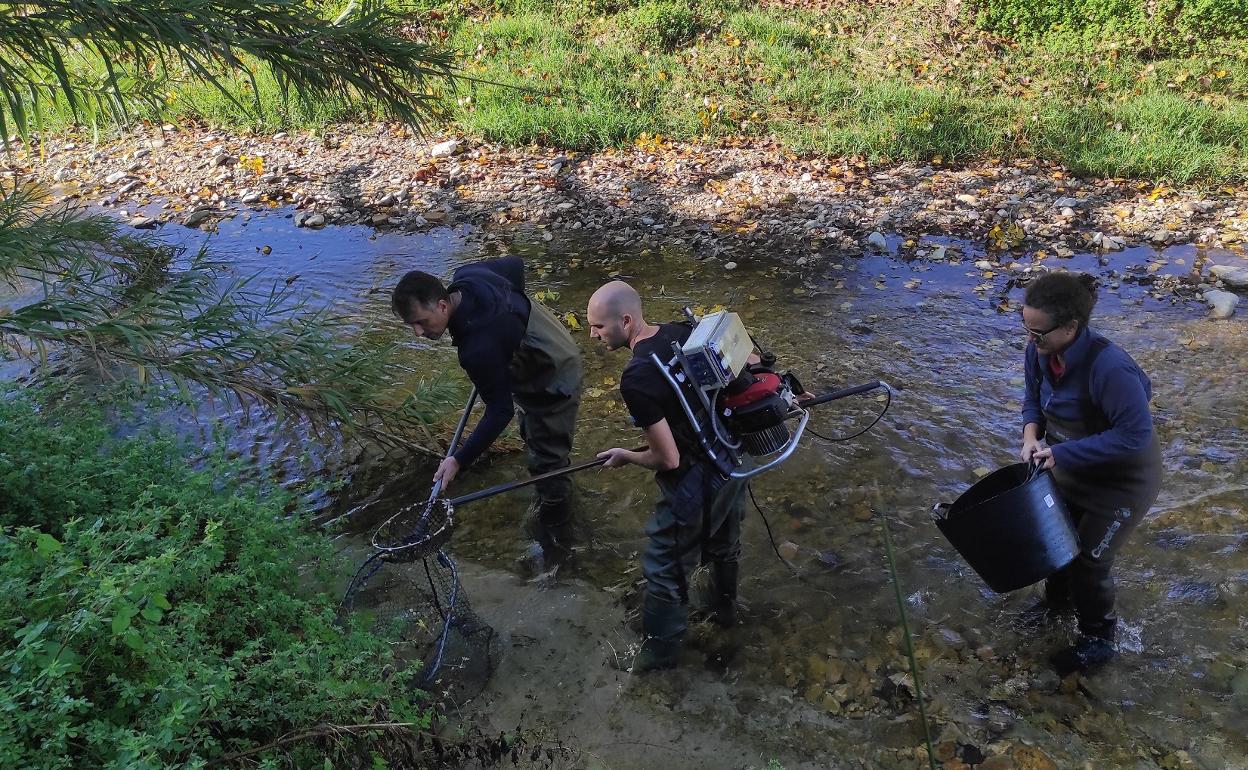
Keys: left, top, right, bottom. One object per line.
{"left": 1039, "top": 338, "right": 1163, "bottom": 641}
{"left": 622, "top": 359, "right": 754, "bottom": 672}
{"left": 508, "top": 299, "right": 583, "bottom": 565}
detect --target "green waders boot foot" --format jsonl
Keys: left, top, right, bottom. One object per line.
{"left": 609, "top": 593, "right": 685, "bottom": 673}
{"left": 689, "top": 561, "right": 739, "bottom": 628}
{"left": 1018, "top": 596, "right": 1075, "bottom": 630}
{"left": 522, "top": 495, "right": 576, "bottom": 566}
{"left": 1050, "top": 635, "right": 1116, "bottom": 675}
{"left": 708, "top": 561, "right": 739, "bottom": 628}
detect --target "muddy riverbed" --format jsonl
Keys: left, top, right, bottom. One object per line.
{"left": 28, "top": 205, "right": 1248, "bottom": 769}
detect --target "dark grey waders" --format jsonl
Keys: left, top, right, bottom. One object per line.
{"left": 510, "top": 300, "right": 583, "bottom": 564}
{"left": 1041, "top": 339, "right": 1163, "bottom": 648}
{"left": 624, "top": 459, "right": 748, "bottom": 671}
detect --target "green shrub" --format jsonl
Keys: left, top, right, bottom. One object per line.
{"left": 630, "top": 0, "right": 700, "bottom": 50}
{"left": 973, "top": 0, "right": 1248, "bottom": 43}
{"left": 0, "top": 390, "right": 426, "bottom": 769}
{"left": 1178, "top": 0, "right": 1248, "bottom": 38}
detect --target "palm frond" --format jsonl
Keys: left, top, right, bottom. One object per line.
{"left": 0, "top": 196, "right": 451, "bottom": 454}
{"left": 0, "top": 0, "right": 455, "bottom": 137}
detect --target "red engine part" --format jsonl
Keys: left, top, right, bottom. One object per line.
{"left": 721, "top": 372, "right": 784, "bottom": 409}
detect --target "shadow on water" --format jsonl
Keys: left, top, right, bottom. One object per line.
{"left": 47, "top": 207, "right": 1248, "bottom": 768}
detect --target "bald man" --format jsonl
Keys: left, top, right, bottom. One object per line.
{"left": 587, "top": 281, "right": 750, "bottom": 672}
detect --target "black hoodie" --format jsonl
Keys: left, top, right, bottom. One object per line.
{"left": 445, "top": 255, "right": 531, "bottom": 467}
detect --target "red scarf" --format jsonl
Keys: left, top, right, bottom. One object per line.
{"left": 1048, "top": 353, "right": 1066, "bottom": 381}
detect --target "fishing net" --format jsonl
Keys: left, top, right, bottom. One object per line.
{"left": 343, "top": 498, "right": 500, "bottom": 701}
{"left": 372, "top": 499, "right": 456, "bottom": 561}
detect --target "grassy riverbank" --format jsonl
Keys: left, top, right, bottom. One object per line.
{"left": 20, "top": 0, "right": 1248, "bottom": 183}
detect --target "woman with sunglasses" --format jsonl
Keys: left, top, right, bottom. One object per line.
{"left": 1019, "top": 271, "right": 1163, "bottom": 675}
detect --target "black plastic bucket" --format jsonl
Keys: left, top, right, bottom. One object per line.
{"left": 934, "top": 463, "right": 1079, "bottom": 593}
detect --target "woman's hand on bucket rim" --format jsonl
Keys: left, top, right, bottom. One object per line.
{"left": 1020, "top": 437, "right": 1046, "bottom": 463}
{"left": 1031, "top": 446, "right": 1056, "bottom": 470}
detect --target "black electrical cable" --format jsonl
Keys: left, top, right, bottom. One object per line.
{"left": 746, "top": 384, "right": 891, "bottom": 575}
{"left": 805, "top": 385, "right": 892, "bottom": 443}
{"left": 748, "top": 482, "right": 802, "bottom": 577}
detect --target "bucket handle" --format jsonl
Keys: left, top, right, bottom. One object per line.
{"left": 1024, "top": 457, "right": 1045, "bottom": 483}
{"left": 930, "top": 501, "right": 951, "bottom": 522}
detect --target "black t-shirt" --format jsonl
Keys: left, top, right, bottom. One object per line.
{"left": 620, "top": 323, "right": 704, "bottom": 460}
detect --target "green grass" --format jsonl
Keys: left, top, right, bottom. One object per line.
{"left": 18, "top": 0, "right": 1248, "bottom": 183}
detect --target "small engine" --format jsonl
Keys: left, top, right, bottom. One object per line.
{"left": 719, "top": 364, "right": 802, "bottom": 456}
{"left": 652, "top": 307, "right": 884, "bottom": 480}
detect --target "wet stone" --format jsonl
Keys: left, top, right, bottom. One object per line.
{"left": 825, "top": 657, "right": 846, "bottom": 684}
{"left": 1203, "top": 447, "right": 1235, "bottom": 464}
{"left": 1231, "top": 669, "right": 1248, "bottom": 711}
{"left": 980, "top": 755, "right": 1017, "bottom": 770}
{"left": 1204, "top": 289, "right": 1238, "bottom": 318}
{"left": 1210, "top": 264, "right": 1248, "bottom": 290}
{"left": 183, "top": 208, "right": 217, "bottom": 227}
{"left": 937, "top": 627, "right": 966, "bottom": 650}
{"left": 1012, "top": 745, "right": 1060, "bottom": 770}
{"left": 1165, "top": 581, "right": 1222, "bottom": 605}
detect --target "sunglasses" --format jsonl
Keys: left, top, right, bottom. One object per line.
{"left": 1021, "top": 321, "right": 1064, "bottom": 342}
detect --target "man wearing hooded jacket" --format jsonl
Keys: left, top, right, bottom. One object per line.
{"left": 392, "top": 255, "right": 583, "bottom": 564}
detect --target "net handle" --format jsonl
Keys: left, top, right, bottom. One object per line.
{"left": 428, "top": 387, "right": 479, "bottom": 503}
{"left": 447, "top": 445, "right": 649, "bottom": 507}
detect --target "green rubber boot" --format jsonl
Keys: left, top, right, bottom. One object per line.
{"left": 612, "top": 593, "right": 686, "bottom": 673}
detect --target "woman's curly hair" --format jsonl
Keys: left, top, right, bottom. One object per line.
{"left": 1024, "top": 271, "right": 1098, "bottom": 328}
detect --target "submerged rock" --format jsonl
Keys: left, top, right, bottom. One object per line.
{"left": 1231, "top": 669, "right": 1248, "bottom": 711}
{"left": 1204, "top": 289, "right": 1239, "bottom": 319}
{"left": 183, "top": 207, "right": 218, "bottom": 228}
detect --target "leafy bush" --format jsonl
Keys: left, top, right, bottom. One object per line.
{"left": 0, "top": 390, "right": 426, "bottom": 769}
{"left": 630, "top": 0, "right": 700, "bottom": 51}
{"left": 973, "top": 0, "right": 1248, "bottom": 43}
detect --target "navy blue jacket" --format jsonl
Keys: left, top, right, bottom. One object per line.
{"left": 446, "top": 256, "right": 530, "bottom": 467}
{"left": 1022, "top": 327, "right": 1154, "bottom": 469}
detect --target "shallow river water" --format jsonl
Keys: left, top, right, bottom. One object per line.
{"left": 120, "top": 209, "right": 1248, "bottom": 769}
